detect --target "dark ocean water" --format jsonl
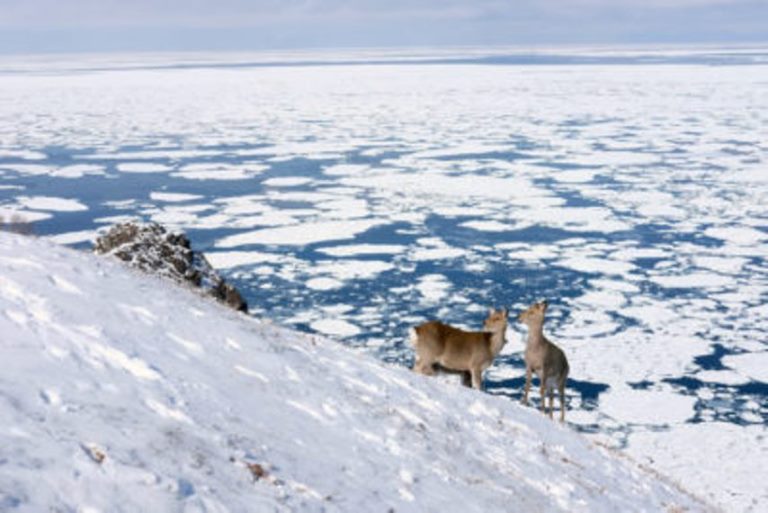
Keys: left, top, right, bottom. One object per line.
{"left": 0, "top": 52, "right": 766, "bottom": 447}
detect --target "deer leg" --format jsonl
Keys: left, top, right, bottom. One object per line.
{"left": 470, "top": 367, "right": 484, "bottom": 391}
{"left": 461, "top": 371, "right": 472, "bottom": 388}
{"left": 413, "top": 356, "right": 436, "bottom": 376}
{"left": 548, "top": 387, "right": 554, "bottom": 419}
{"left": 539, "top": 371, "right": 547, "bottom": 414}
{"left": 558, "top": 379, "right": 566, "bottom": 423}
{"left": 522, "top": 367, "right": 532, "bottom": 405}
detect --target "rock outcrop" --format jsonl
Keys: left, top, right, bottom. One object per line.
{"left": 94, "top": 223, "right": 248, "bottom": 312}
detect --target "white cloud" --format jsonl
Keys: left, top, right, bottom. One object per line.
{"left": 0, "top": 0, "right": 762, "bottom": 51}
{"left": 0, "top": 0, "right": 755, "bottom": 28}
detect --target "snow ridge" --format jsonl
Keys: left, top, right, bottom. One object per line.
{"left": 0, "top": 233, "right": 712, "bottom": 512}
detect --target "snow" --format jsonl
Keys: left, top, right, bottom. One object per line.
{"left": 722, "top": 352, "right": 768, "bottom": 383}
{"left": 693, "top": 256, "right": 748, "bottom": 274}
{"left": 316, "top": 244, "right": 406, "bottom": 257}
{"left": 50, "top": 164, "right": 106, "bottom": 179}
{"left": 550, "top": 169, "right": 598, "bottom": 183}
{"left": 705, "top": 227, "right": 767, "bottom": 245}
{"left": 340, "top": 170, "right": 548, "bottom": 203}
{"left": 307, "top": 259, "right": 394, "bottom": 281}
{"left": 262, "top": 177, "right": 313, "bottom": 187}
{"left": 460, "top": 220, "right": 517, "bottom": 232}
{"left": 309, "top": 318, "right": 361, "bottom": 337}
{"left": 150, "top": 192, "right": 204, "bottom": 203}
{"left": 0, "top": 149, "right": 47, "bottom": 160}
{"left": 16, "top": 195, "right": 89, "bottom": 212}
{"left": 46, "top": 229, "right": 99, "bottom": 245}
{"left": 410, "top": 238, "right": 468, "bottom": 262}
{"left": 1, "top": 50, "right": 766, "bottom": 513}
{"left": 650, "top": 273, "right": 733, "bottom": 289}
{"left": 416, "top": 274, "right": 452, "bottom": 303}
{"left": 505, "top": 243, "right": 560, "bottom": 262}
{"left": 204, "top": 251, "right": 278, "bottom": 269}
{"left": 0, "top": 232, "right": 711, "bottom": 512}
{"left": 558, "top": 257, "right": 635, "bottom": 276}
{"left": 599, "top": 387, "right": 697, "bottom": 425}
{"left": 215, "top": 219, "right": 384, "bottom": 247}
{"left": 0, "top": 163, "right": 54, "bottom": 176}
{"left": 0, "top": 206, "right": 52, "bottom": 223}
{"left": 305, "top": 277, "right": 344, "bottom": 291}
{"left": 322, "top": 164, "right": 370, "bottom": 176}
{"left": 172, "top": 163, "right": 268, "bottom": 181}
{"left": 626, "top": 423, "right": 767, "bottom": 513}
{"left": 516, "top": 207, "right": 631, "bottom": 233}
{"left": 116, "top": 162, "right": 172, "bottom": 173}
{"left": 695, "top": 370, "right": 749, "bottom": 386}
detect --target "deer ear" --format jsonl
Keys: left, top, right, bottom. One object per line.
{"left": 489, "top": 307, "right": 495, "bottom": 315}
{"left": 502, "top": 307, "right": 509, "bottom": 317}
{"left": 540, "top": 300, "right": 549, "bottom": 310}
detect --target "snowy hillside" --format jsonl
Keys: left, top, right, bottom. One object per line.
{"left": 0, "top": 232, "right": 711, "bottom": 512}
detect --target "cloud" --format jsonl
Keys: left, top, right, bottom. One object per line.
{"left": 0, "top": 0, "right": 764, "bottom": 52}
{"left": 0, "top": 0, "right": 760, "bottom": 28}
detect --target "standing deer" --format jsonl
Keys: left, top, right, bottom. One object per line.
{"left": 518, "top": 300, "right": 569, "bottom": 421}
{"left": 410, "top": 308, "right": 508, "bottom": 390}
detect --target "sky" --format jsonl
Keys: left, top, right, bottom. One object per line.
{"left": 0, "top": 0, "right": 766, "bottom": 54}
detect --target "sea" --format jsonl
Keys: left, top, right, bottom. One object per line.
{"left": 0, "top": 45, "right": 766, "bottom": 511}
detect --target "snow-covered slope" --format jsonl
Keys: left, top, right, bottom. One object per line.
{"left": 0, "top": 232, "right": 711, "bottom": 513}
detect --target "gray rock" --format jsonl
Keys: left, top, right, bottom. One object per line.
{"left": 94, "top": 223, "right": 248, "bottom": 312}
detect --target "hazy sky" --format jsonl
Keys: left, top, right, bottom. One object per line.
{"left": 0, "top": 0, "right": 766, "bottom": 53}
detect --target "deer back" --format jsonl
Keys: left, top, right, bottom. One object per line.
{"left": 414, "top": 321, "right": 493, "bottom": 369}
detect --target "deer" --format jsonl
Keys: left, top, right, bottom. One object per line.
{"left": 409, "top": 308, "right": 509, "bottom": 390}
{"left": 517, "top": 300, "right": 569, "bottom": 421}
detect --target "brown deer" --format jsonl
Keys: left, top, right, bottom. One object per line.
{"left": 518, "top": 300, "right": 569, "bottom": 421}
{"left": 410, "top": 308, "right": 508, "bottom": 390}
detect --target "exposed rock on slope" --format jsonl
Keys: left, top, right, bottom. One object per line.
{"left": 94, "top": 222, "right": 247, "bottom": 312}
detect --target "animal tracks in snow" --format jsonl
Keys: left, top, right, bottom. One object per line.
{"left": 167, "top": 332, "right": 204, "bottom": 356}
{"left": 49, "top": 275, "right": 82, "bottom": 295}
{"left": 118, "top": 303, "right": 158, "bottom": 325}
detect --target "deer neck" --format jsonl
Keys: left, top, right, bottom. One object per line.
{"left": 525, "top": 321, "right": 545, "bottom": 347}
{"left": 489, "top": 324, "right": 507, "bottom": 356}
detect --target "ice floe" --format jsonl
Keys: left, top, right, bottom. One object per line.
{"left": 0, "top": 149, "right": 47, "bottom": 160}
{"left": 0, "top": 53, "right": 766, "bottom": 513}
{"left": 650, "top": 272, "right": 733, "bottom": 289}
{"left": 305, "top": 277, "right": 345, "bottom": 291}
{"left": 116, "top": 162, "right": 171, "bottom": 174}
{"left": 307, "top": 259, "right": 394, "bottom": 281}
{"left": 262, "top": 177, "right": 313, "bottom": 187}
{"left": 705, "top": 226, "right": 767, "bottom": 245}
{"left": 316, "top": 244, "right": 407, "bottom": 257}
{"left": 172, "top": 162, "right": 268, "bottom": 180}
{"left": 309, "top": 318, "right": 361, "bottom": 337}
{"left": 0, "top": 206, "right": 52, "bottom": 223}
{"left": 415, "top": 274, "right": 452, "bottom": 303}
{"left": 722, "top": 352, "right": 768, "bottom": 383}
{"left": 204, "top": 251, "right": 280, "bottom": 269}
{"left": 51, "top": 164, "right": 106, "bottom": 179}
{"left": 600, "top": 387, "right": 697, "bottom": 425}
{"left": 149, "top": 192, "right": 204, "bottom": 203}
{"left": 17, "top": 196, "right": 88, "bottom": 212}
{"left": 559, "top": 257, "right": 635, "bottom": 276}
{"left": 216, "top": 219, "right": 384, "bottom": 247}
